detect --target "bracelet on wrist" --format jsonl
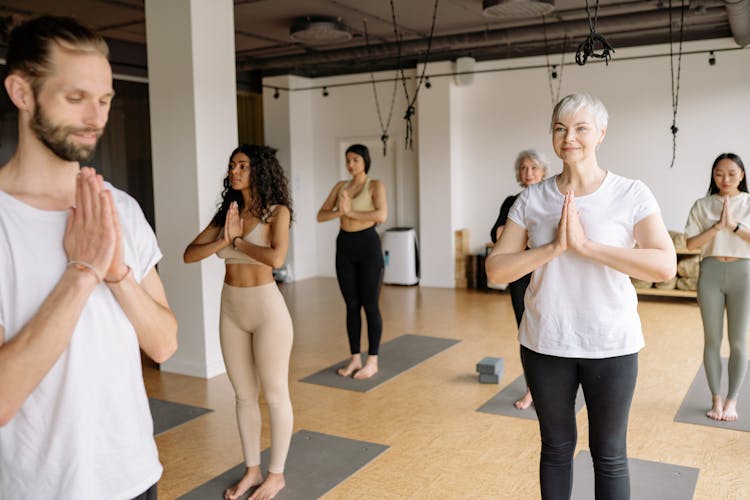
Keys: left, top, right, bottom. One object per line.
{"left": 232, "top": 236, "right": 242, "bottom": 248}
{"left": 67, "top": 260, "right": 103, "bottom": 283}
{"left": 104, "top": 265, "right": 131, "bottom": 284}
{"left": 734, "top": 222, "right": 742, "bottom": 233}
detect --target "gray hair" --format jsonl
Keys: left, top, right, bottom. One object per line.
{"left": 550, "top": 92, "right": 609, "bottom": 133}
{"left": 515, "top": 149, "right": 550, "bottom": 186}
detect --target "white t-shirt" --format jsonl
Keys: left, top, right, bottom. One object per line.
{"left": 508, "top": 172, "right": 660, "bottom": 358}
{"left": 684, "top": 193, "right": 750, "bottom": 260}
{"left": 0, "top": 184, "right": 163, "bottom": 500}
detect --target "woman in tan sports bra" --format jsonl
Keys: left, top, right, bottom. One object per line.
{"left": 317, "top": 144, "right": 387, "bottom": 379}
{"left": 184, "top": 145, "right": 294, "bottom": 500}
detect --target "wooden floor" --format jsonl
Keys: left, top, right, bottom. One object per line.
{"left": 146, "top": 278, "right": 750, "bottom": 499}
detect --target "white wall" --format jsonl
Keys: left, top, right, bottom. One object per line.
{"left": 264, "top": 69, "right": 420, "bottom": 278}
{"left": 456, "top": 39, "right": 750, "bottom": 254}
{"left": 263, "top": 39, "right": 749, "bottom": 285}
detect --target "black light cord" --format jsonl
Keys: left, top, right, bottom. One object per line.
{"left": 543, "top": 15, "right": 567, "bottom": 107}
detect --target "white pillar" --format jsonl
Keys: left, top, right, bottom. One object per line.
{"left": 416, "top": 61, "right": 462, "bottom": 287}
{"left": 145, "top": 0, "right": 238, "bottom": 377}
{"left": 263, "top": 75, "right": 318, "bottom": 281}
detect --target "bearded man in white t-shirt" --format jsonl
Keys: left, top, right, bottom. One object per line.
{"left": 0, "top": 16, "right": 178, "bottom": 500}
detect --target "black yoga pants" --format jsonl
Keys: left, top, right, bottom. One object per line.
{"left": 521, "top": 346, "right": 638, "bottom": 500}
{"left": 335, "top": 226, "right": 384, "bottom": 356}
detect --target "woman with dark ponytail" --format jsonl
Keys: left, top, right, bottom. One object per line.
{"left": 184, "top": 144, "right": 294, "bottom": 500}
{"left": 317, "top": 144, "right": 388, "bottom": 379}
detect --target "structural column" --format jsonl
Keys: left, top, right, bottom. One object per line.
{"left": 145, "top": 0, "right": 238, "bottom": 377}
{"left": 263, "top": 75, "right": 318, "bottom": 281}
{"left": 416, "top": 61, "right": 463, "bottom": 287}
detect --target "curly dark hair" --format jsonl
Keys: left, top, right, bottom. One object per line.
{"left": 210, "top": 144, "right": 293, "bottom": 227}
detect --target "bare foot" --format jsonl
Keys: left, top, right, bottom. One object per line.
{"left": 722, "top": 399, "right": 738, "bottom": 422}
{"left": 337, "top": 355, "right": 362, "bottom": 377}
{"left": 707, "top": 395, "right": 724, "bottom": 421}
{"left": 224, "top": 466, "right": 263, "bottom": 500}
{"left": 514, "top": 389, "right": 533, "bottom": 410}
{"left": 353, "top": 356, "right": 378, "bottom": 379}
{"left": 248, "top": 472, "right": 285, "bottom": 500}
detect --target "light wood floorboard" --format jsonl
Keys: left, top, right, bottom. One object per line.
{"left": 146, "top": 277, "right": 750, "bottom": 499}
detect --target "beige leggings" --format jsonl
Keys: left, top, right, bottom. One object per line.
{"left": 220, "top": 282, "right": 294, "bottom": 473}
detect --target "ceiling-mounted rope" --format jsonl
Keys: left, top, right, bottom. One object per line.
{"left": 575, "top": 0, "right": 614, "bottom": 66}
{"left": 390, "top": 0, "right": 439, "bottom": 150}
{"left": 364, "top": 19, "right": 399, "bottom": 156}
{"left": 542, "top": 15, "right": 567, "bottom": 107}
{"left": 668, "top": 0, "right": 685, "bottom": 168}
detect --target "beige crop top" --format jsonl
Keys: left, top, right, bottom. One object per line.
{"left": 337, "top": 178, "right": 375, "bottom": 212}
{"left": 685, "top": 193, "right": 750, "bottom": 259}
{"left": 216, "top": 217, "right": 271, "bottom": 265}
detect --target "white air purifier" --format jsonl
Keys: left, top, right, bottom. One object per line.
{"left": 382, "top": 227, "right": 419, "bottom": 285}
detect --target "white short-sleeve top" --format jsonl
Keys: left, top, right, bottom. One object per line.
{"left": 508, "top": 172, "right": 660, "bottom": 358}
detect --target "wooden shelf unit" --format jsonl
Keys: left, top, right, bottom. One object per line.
{"left": 635, "top": 248, "right": 700, "bottom": 299}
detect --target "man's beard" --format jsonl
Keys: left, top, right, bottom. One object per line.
{"left": 30, "top": 105, "right": 103, "bottom": 162}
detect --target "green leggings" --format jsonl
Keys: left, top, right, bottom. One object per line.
{"left": 697, "top": 257, "right": 750, "bottom": 400}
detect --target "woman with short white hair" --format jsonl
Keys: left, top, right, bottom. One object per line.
{"left": 489, "top": 148, "right": 550, "bottom": 410}
{"left": 486, "top": 92, "right": 675, "bottom": 499}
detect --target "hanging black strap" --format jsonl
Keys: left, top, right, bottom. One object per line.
{"left": 364, "top": 19, "right": 398, "bottom": 156}
{"left": 668, "top": 0, "right": 685, "bottom": 168}
{"left": 390, "top": 0, "right": 439, "bottom": 150}
{"left": 575, "top": 0, "right": 614, "bottom": 66}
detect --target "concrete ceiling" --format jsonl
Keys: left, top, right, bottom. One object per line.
{"left": 0, "top": 0, "right": 740, "bottom": 82}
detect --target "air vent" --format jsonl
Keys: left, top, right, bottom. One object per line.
{"left": 290, "top": 16, "right": 352, "bottom": 44}
{"left": 482, "top": 0, "right": 555, "bottom": 18}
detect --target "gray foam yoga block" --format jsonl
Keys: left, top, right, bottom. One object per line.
{"left": 479, "top": 373, "right": 501, "bottom": 384}
{"left": 476, "top": 356, "right": 504, "bottom": 375}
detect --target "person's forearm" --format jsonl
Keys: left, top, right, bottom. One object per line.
{"left": 317, "top": 209, "right": 341, "bottom": 222}
{"left": 342, "top": 208, "right": 387, "bottom": 224}
{"left": 686, "top": 225, "right": 718, "bottom": 250}
{"left": 577, "top": 242, "right": 676, "bottom": 282}
{"left": 0, "top": 268, "right": 98, "bottom": 425}
{"left": 233, "top": 239, "right": 287, "bottom": 268}
{"left": 184, "top": 238, "right": 227, "bottom": 263}
{"left": 106, "top": 274, "right": 177, "bottom": 363}
{"left": 485, "top": 242, "right": 560, "bottom": 283}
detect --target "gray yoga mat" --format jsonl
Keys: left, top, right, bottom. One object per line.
{"left": 300, "top": 334, "right": 461, "bottom": 392}
{"left": 178, "top": 429, "right": 389, "bottom": 500}
{"left": 571, "top": 451, "right": 699, "bottom": 500}
{"left": 675, "top": 358, "right": 750, "bottom": 431}
{"left": 477, "top": 375, "right": 585, "bottom": 421}
{"left": 149, "top": 398, "right": 212, "bottom": 436}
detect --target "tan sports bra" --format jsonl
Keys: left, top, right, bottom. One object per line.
{"left": 216, "top": 217, "right": 271, "bottom": 265}
{"left": 336, "top": 177, "right": 375, "bottom": 212}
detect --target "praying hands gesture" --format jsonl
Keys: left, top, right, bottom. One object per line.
{"left": 223, "top": 201, "right": 244, "bottom": 247}
{"left": 713, "top": 196, "right": 736, "bottom": 232}
{"left": 338, "top": 189, "right": 352, "bottom": 217}
{"left": 63, "top": 167, "right": 117, "bottom": 283}
{"left": 554, "top": 190, "right": 589, "bottom": 255}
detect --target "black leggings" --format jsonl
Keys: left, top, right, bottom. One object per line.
{"left": 336, "top": 226, "right": 384, "bottom": 355}
{"left": 508, "top": 272, "right": 531, "bottom": 327}
{"left": 521, "top": 346, "right": 637, "bottom": 500}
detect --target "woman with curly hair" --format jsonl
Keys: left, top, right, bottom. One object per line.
{"left": 184, "top": 144, "right": 294, "bottom": 500}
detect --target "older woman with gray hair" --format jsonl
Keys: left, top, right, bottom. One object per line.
{"left": 489, "top": 149, "right": 550, "bottom": 410}
{"left": 486, "top": 92, "right": 675, "bottom": 499}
